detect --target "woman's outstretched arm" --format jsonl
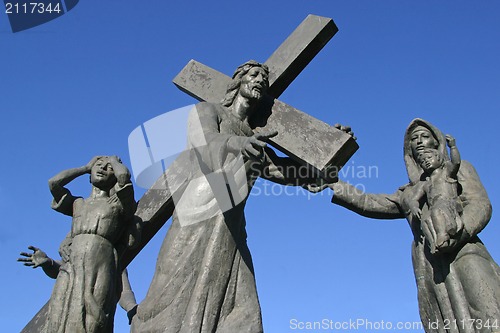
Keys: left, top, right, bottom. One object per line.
{"left": 330, "top": 180, "right": 405, "bottom": 220}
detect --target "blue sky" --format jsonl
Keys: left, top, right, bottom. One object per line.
{"left": 2, "top": 1, "right": 500, "bottom": 332}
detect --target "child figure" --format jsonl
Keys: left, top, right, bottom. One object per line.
{"left": 408, "top": 134, "right": 463, "bottom": 252}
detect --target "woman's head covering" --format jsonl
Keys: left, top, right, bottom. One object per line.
{"left": 403, "top": 118, "right": 449, "bottom": 183}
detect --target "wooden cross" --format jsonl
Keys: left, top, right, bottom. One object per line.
{"left": 173, "top": 14, "right": 357, "bottom": 176}
{"left": 22, "top": 14, "right": 357, "bottom": 332}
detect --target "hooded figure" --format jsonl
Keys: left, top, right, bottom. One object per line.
{"left": 332, "top": 119, "right": 500, "bottom": 332}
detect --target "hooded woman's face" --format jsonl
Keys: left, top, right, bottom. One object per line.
{"left": 409, "top": 126, "right": 439, "bottom": 158}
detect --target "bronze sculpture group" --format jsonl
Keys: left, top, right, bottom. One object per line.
{"left": 18, "top": 17, "right": 499, "bottom": 333}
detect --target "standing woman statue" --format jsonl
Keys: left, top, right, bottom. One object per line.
{"left": 46, "top": 156, "right": 139, "bottom": 333}
{"left": 330, "top": 119, "right": 500, "bottom": 332}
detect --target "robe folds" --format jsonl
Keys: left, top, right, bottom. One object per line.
{"left": 133, "top": 102, "right": 296, "bottom": 333}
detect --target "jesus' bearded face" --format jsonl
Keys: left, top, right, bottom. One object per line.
{"left": 239, "top": 67, "right": 269, "bottom": 102}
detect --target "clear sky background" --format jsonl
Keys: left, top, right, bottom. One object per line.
{"left": 2, "top": 1, "right": 500, "bottom": 332}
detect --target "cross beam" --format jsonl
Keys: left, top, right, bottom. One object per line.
{"left": 22, "top": 15, "right": 357, "bottom": 332}
{"left": 173, "top": 14, "right": 358, "bottom": 176}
